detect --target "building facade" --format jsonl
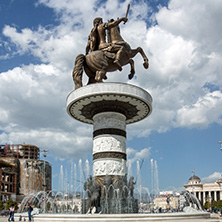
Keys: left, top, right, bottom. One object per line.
{"left": 153, "top": 191, "right": 180, "bottom": 211}
{"left": 184, "top": 174, "right": 222, "bottom": 206}
{"left": 0, "top": 157, "right": 19, "bottom": 201}
{"left": 0, "top": 143, "right": 51, "bottom": 202}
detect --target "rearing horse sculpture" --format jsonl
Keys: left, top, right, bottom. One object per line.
{"left": 72, "top": 17, "right": 149, "bottom": 89}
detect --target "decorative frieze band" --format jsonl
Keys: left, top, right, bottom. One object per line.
{"left": 93, "top": 135, "right": 126, "bottom": 153}
{"left": 81, "top": 99, "right": 138, "bottom": 122}
{"left": 93, "top": 151, "right": 127, "bottom": 160}
{"left": 93, "top": 159, "right": 126, "bottom": 176}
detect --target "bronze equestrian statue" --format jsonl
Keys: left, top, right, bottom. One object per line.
{"left": 72, "top": 4, "right": 149, "bottom": 89}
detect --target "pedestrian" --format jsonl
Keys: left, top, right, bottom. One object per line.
{"left": 8, "top": 204, "right": 15, "bottom": 221}
{"left": 27, "top": 203, "right": 33, "bottom": 221}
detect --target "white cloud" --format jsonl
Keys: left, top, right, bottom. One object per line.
{"left": 177, "top": 91, "right": 222, "bottom": 128}
{"left": 156, "top": 0, "right": 222, "bottom": 53}
{"left": 0, "top": 128, "right": 92, "bottom": 159}
{"left": 126, "top": 147, "right": 136, "bottom": 157}
{"left": 127, "top": 147, "right": 151, "bottom": 177}
{"left": 202, "top": 172, "right": 222, "bottom": 183}
{"left": 127, "top": 147, "right": 151, "bottom": 164}
{"left": 135, "top": 147, "right": 151, "bottom": 159}
{"left": 126, "top": 0, "right": 222, "bottom": 136}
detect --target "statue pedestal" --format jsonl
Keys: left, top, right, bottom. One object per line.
{"left": 67, "top": 82, "right": 152, "bottom": 213}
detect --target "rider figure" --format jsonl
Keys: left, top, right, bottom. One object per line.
{"left": 86, "top": 16, "right": 128, "bottom": 71}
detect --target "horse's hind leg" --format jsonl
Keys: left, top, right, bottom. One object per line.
{"left": 95, "top": 70, "right": 107, "bottom": 82}
{"left": 87, "top": 77, "right": 97, "bottom": 85}
{"left": 128, "top": 59, "right": 135, "bottom": 80}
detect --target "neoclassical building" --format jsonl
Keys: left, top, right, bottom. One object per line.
{"left": 184, "top": 174, "right": 222, "bottom": 206}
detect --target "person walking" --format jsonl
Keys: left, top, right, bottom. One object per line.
{"left": 8, "top": 205, "right": 15, "bottom": 221}
{"left": 27, "top": 203, "right": 33, "bottom": 221}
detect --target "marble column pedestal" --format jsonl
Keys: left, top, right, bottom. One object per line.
{"left": 67, "top": 82, "right": 152, "bottom": 213}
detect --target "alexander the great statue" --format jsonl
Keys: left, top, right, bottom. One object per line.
{"left": 72, "top": 4, "right": 149, "bottom": 89}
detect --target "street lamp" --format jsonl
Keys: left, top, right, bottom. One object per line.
{"left": 41, "top": 149, "right": 48, "bottom": 213}
{"left": 218, "top": 141, "right": 222, "bottom": 151}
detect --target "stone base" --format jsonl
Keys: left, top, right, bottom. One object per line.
{"left": 81, "top": 198, "right": 138, "bottom": 214}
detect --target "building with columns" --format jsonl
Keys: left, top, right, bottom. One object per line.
{"left": 184, "top": 174, "right": 222, "bottom": 206}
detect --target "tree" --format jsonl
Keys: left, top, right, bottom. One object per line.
{"left": 203, "top": 201, "right": 210, "bottom": 210}
{"left": 217, "top": 200, "right": 222, "bottom": 208}
{"left": 212, "top": 200, "right": 217, "bottom": 208}
{"left": 0, "top": 201, "right": 4, "bottom": 210}
{"left": 5, "top": 199, "right": 18, "bottom": 210}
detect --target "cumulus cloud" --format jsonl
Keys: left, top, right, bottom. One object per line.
{"left": 177, "top": 91, "right": 222, "bottom": 128}
{"left": 127, "top": 0, "right": 222, "bottom": 137}
{"left": 127, "top": 147, "right": 151, "bottom": 177}
{"left": 0, "top": 0, "right": 222, "bottom": 159}
{"left": 127, "top": 147, "right": 151, "bottom": 164}
{"left": 202, "top": 172, "right": 222, "bottom": 183}
{"left": 156, "top": 0, "right": 222, "bottom": 54}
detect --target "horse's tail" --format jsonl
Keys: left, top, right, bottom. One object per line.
{"left": 72, "top": 54, "right": 85, "bottom": 89}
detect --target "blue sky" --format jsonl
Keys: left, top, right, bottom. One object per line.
{"left": 0, "top": 0, "right": 222, "bottom": 194}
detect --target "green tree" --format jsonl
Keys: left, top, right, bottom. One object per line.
{"left": 0, "top": 201, "right": 4, "bottom": 210}
{"left": 203, "top": 201, "right": 210, "bottom": 210}
{"left": 217, "top": 200, "right": 222, "bottom": 208}
{"left": 212, "top": 200, "right": 217, "bottom": 208}
{"left": 5, "top": 199, "right": 18, "bottom": 210}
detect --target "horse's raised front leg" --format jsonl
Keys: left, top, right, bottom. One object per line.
{"left": 128, "top": 47, "right": 149, "bottom": 69}
{"left": 128, "top": 59, "right": 135, "bottom": 80}
{"left": 137, "top": 47, "right": 149, "bottom": 69}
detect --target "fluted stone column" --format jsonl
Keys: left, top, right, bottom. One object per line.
{"left": 203, "top": 192, "right": 206, "bottom": 205}
{"left": 214, "top": 191, "right": 217, "bottom": 202}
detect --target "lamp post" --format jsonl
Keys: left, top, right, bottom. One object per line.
{"left": 41, "top": 149, "right": 48, "bottom": 213}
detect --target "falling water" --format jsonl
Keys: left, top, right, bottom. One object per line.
{"left": 127, "top": 159, "right": 132, "bottom": 177}
{"left": 150, "top": 159, "right": 154, "bottom": 211}
{"left": 85, "top": 159, "right": 90, "bottom": 178}
{"left": 137, "top": 160, "right": 141, "bottom": 203}
{"left": 70, "top": 161, "right": 73, "bottom": 193}
{"left": 79, "top": 159, "right": 83, "bottom": 193}
{"left": 65, "top": 168, "right": 68, "bottom": 193}
{"left": 59, "top": 165, "right": 64, "bottom": 191}
{"left": 150, "top": 159, "right": 154, "bottom": 195}
{"left": 74, "top": 163, "right": 77, "bottom": 196}
{"left": 154, "top": 160, "right": 159, "bottom": 196}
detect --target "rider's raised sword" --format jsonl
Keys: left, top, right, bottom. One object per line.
{"left": 124, "top": 4, "right": 130, "bottom": 24}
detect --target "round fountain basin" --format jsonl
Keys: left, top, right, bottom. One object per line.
{"left": 15, "top": 211, "right": 211, "bottom": 222}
